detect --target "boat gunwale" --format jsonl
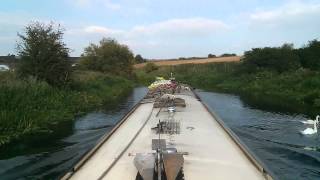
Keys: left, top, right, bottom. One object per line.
{"left": 60, "top": 97, "right": 149, "bottom": 180}
{"left": 193, "top": 89, "right": 275, "bottom": 180}
{"left": 97, "top": 103, "right": 154, "bottom": 179}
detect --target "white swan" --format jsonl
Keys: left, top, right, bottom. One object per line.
{"left": 301, "top": 115, "right": 319, "bottom": 125}
{"left": 301, "top": 119, "right": 318, "bottom": 135}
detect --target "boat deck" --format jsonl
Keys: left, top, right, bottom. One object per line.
{"left": 66, "top": 92, "right": 267, "bottom": 180}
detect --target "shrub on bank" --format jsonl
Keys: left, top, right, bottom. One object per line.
{"left": 17, "top": 22, "right": 71, "bottom": 87}
{"left": 297, "top": 39, "right": 320, "bottom": 70}
{"left": 144, "top": 62, "right": 159, "bottom": 73}
{"left": 80, "top": 38, "right": 134, "bottom": 77}
{"left": 242, "top": 44, "right": 300, "bottom": 73}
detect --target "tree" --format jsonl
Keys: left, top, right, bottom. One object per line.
{"left": 80, "top": 38, "right": 134, "bottom": 76}
{"left": 17, "top": 22, "right": 71, "bottom": 86}
{"left": 208, "top": 54, "right": 216, "bottom": 58}
{"left": 144, "top": 62, "right": 158, "bottom": 73}
{"left": 135, "top": 54, "right": 145, "bottom": 63}
{"left": 220, "top": 53, "right": 236, "bottom": 57}
{"left": 298, "top": 39, "right": 320, "bottom": 70}
{"left": 242, "top": 44, "right": 300, "bottom": 73}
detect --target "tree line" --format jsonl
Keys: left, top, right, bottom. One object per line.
{"left": 241, "top": 40, "right": 320, "bottom": 73}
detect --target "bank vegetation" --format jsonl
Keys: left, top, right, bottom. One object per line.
{"left": 0, "top": 22, "right": 135, "bottom": 146}
{"left": 136, "top": 40, "right": 320, "bottom": 116}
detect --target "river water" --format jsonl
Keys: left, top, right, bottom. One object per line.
{"left": 197, "top": 90, "right": 320, "bottom": 180}
{"left": 0, "top": 88, "right": 319, "bottom": 179}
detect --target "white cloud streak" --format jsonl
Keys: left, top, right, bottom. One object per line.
{"left": 71, "top": 0, "right": 121, "bottom": 10}
{"left": 250, "top": 1, "right": 320, "bottom": 24}
{"left": 130, "top": 18, "right": 228, "bottom": 36}
{"left": 76, "top": 18, "right": 229, "bottom": 39}
{"left": 84, "top": 26, "right": 123, "bottom": 35}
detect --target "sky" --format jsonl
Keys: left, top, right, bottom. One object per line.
{"left": 0, "top": 0, "right": 319, "bottom": 59}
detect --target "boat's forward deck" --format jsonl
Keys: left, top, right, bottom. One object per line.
{"left": 67, "top": 93, "right": 266, "bottom": 180}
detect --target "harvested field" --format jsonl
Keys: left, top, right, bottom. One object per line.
{"left": 134, "top": 56, "right": 241, "bottom": 68}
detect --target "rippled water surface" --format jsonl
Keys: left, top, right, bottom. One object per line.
{"left": 196, "top": 90, "right": 320, "bottom": 180}
{"left": 1, "top": 88, "right": 319, "bottom": 180}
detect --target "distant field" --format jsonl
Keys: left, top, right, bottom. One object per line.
{"left": 134, "top": 56, "right": 241, "bottom": 68}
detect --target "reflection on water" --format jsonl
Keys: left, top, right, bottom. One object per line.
{"left": 0, "top": 87, "right": 148, "bottom": 180}
{"left": 196, "top": 90, "right": 320, "bottom": 180}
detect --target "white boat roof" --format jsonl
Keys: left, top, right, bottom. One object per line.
{"left": 65, "top": 92, "right": 270, "bottom": 180}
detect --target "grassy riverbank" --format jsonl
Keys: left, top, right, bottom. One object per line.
{"left": 135, "top": 62, "right": 320, "bottom": 116}
{"left": 0, "top": 71, "right": 133, "bottom": 146}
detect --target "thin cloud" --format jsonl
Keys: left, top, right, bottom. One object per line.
{"left": 104, "top": 0, "right": 121, "bottom": 10}
{"left": 250, "top": 1, "right": 320, "bottom": 24}
{"left": 129, "top": 18, "right": 229, "bottom": 37}
{"left": 79, "top": 18, "right": 229, "bottom": 40}
{"left": 84, "top": 26, "right": 123, "bottom": 35}
{"left": 71, "top": 0, "right": 121, "bottom": 10}
{"left": 71, "top": 0, "right": 90, "bottom": 7}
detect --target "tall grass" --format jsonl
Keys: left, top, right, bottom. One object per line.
{"left": 0, "top": 71, "right": 133, "bottom": 146}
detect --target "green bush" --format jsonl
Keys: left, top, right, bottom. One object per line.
{"left": 208, "top": 54, "right": 216, "bottom": 58}
{"left": 220, "top": 53, "right": 236, "bottom": 57}
{"left": 135, "top": 54, "right": 146, "bottom": 64}
{"left": 144, "top": 62, "right": 159, "bottom": 73}
{"left": 16, "top": 22, "right": 71, "bottom": 86}
{"left": 242, "top": 44, "right": 300, "bottom": 73}
{"left": 80, "top": 38, "right": 134, "bottom": 77}
{"left": 298, "top": 39, "right": 320, "bottom": 70}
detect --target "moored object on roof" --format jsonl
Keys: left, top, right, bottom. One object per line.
{"left": 134, "top": 153, "right": 155, "bottom": 180}
{"left": 159, "top": 94, "right": 176, "bottom": 101}
{"left": 134, "top": 136, "right": 185, "bottom": 180}
{"left": 148, "top": 77, "right": 177, "bottom": 91}
{"left": 163, "top": 153, "right": 184, "bottom": 180}
{"left": 156, "top": 76, "right": 165, "bottom": 81}
{"left": 146, "top": 76, "right": 179, "bottom": 100}
{"left": 152, "top": 139, "right": 166, "bottom": 150}
{"left": 168, "top": 106, "right": 175, "bottom": 113}
{"left": 148, "top": 79, "right": 171, "bottom": 89}
{"left": 154, "top": 97, "right": 186, "bottom": 108}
